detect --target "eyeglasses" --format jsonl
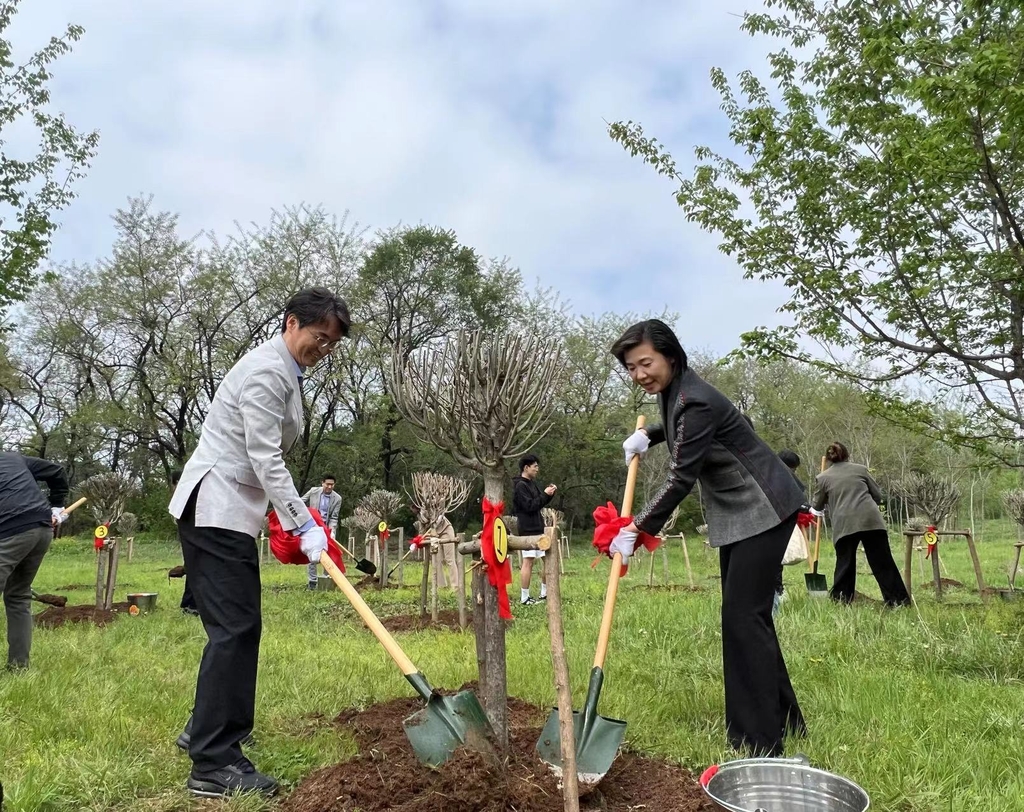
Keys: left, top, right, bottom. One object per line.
{"left": 309, "top": 329, "right": 342, "bottom": 351}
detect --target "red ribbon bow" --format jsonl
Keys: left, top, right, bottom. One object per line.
{"left": 409, "top": 534, "right": 425, "bottom": 550}
{"left": 379, "top": 527, "right": 391, "bottom": 542}
{"left": 267, "top": 508, "right": 346, "bottom": 572}
{"left": 796, "top": 511, "right": 816, "bottom": 529}
{"left": 481, "top": 497, "right": 513, "bottom": 620}
{"left": 591, "top": 502, "right": 660, "bottom": 575}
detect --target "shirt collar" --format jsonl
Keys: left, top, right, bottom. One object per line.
{"left": 292, "top": 358, "right": 305, "bottom": 379}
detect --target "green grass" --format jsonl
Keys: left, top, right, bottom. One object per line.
{"left": 3, "top": 523, "right": 1024, "bottom": 811}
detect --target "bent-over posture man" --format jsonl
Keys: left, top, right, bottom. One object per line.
{"left": 169, "top": 288, "right": 350, "bottom": 797}
{"left": 0, "top": 452, "right": 68, "bottom": 670}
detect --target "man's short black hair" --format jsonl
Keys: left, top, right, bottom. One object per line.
{"left": 519, "top": 454, "right": 539, "bottom": 473}
{"left": 281, "top": 287, "right": 351, "bottom": 337}
{"left": 610, "top": 318, "right": 688, "bottom": 374}
{"left": 321, "top": 474, "right": 336, "bottom": 483}
{"left": 778, "top": 449, "right": 800, "bottom": 470}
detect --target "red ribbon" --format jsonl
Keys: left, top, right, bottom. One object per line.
{"left": 591, "top": 502, "right": 660, "bottom": 575}
{"left": 409, "top": 534, "right": 425, "bottom": 550}
{"left": 266, "top": 508, "right": 346, "bottom": 572}
{"left": 481, "top": 497, "right": 513, "bottom": 620}
{"left": 94, "top": 522, "right": 109, "bottom": 550}
{"left": 796, "top": 511, "right": 816, "bottom": 529}
{"left": 379, "top": 527, "right": 391, "bottom": 542}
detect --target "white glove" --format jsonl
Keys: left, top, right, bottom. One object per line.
{"left": 299, "top": 525, "right": 329, "bottom": 564}
{"left": 610, "top": 529, "right": 638, "bottom": 566}
{"left": 810, "top": 507, "right": 825, "bottom": 518}
{"left": 51, "top": 507, "right": 67, "bottom": 525}
{"left": 622, "top": 430, "right": 650, "bottom": 464}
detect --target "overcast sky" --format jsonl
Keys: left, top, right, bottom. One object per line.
{"left": 11, "top": 1, "right": 791, "bottom": 356}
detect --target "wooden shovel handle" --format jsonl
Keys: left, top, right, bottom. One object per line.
{"left": 811, "top": 455, "right": 826, "bottom": 569}
{"left": 63, "top": 497, "right": 87, "bottom": 515}
{"left": 320, "top": 551, "right": 417, "bottom": 676}
{"left": 593, "top": 414, "right": 645, "bottom": 670}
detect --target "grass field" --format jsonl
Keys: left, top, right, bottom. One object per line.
{"left": 3, "top": 522, "right": 1024, "bottom": 811}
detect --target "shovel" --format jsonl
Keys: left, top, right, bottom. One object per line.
{"left": 338, "top": 541, "right": 376, "bottom": 576}
{"left": 319, "top": 550, "right": 495, "bottom": 768}
{"left": 805, "top": 455, "right": 828, "bottom": 596}
{"left": 30, "top": 589, "right": 67, "bottom": 607}
{"left": 536, "top": 415, "right": 644, "bottom": 785}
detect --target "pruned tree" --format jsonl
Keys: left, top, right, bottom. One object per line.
{"left": 896, "top": 474, "right": 962, "bottom": 528}
{"left": 78, "top": 472, "right": 133, "bottom": 528}
{"left": 542, "top": 507, "right": 563, "bottom": 529}
{"left": 77, "top": 473, "right": 134, "bottom": 609}
{"left": 1002, "top": 490, "right": 1024, "bottom": 528}
{"left": 409, "top": 471, "right": 472, "bottom": 530}
{"left": 357, "top": 489, "right": 403, "bottom": 527}
{"left": 389, "top": 327, "right": 563, "bottom": 749}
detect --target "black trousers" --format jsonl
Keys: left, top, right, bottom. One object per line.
{"left": 720, "top": 513, "right": 806, "bottom": 757}
{"left": 178, "top": 486, "right": 262, "bottom": 772}
{"left": 831, "top": 529, "right": 910, "bottom": 607}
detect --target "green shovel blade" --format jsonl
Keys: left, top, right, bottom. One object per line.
{"left": 535, "top": 667, "right": 626, "bottom": 785}
{"left": 402, "top": 673, "right": 496, "bottom": 769}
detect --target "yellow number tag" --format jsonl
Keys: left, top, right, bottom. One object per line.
{"left": 94, "top": 525, "right": 108, "bottom": 539}
{"left": 378, "top": 521, "right": 388, "bottom": 534}
{"left": 924, "top": 530, "right": 938, "bottom": 546}
{"left": 493, "top": 518, "right": 508, "bottom": 564}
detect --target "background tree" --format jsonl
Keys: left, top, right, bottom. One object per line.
{"left": 0, "top": 1, "right": 99, "bottom": 316}
{"left": 389, "top": 328, "right": 563, "bottom": 749}
{"left": 610, "top": 0, "right": 1024, "bottom": 461}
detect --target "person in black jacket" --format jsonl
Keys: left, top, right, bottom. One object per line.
{"left": 610, "top": 319, "right": 806, "bottom": 758}
{"left": 512, "top": 454, "right": 556, "bottom": 605}
{"left": 0, "top": 452, "right": 70, "bottom": 670}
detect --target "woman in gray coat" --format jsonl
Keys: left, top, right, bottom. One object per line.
{"left": 811, "top": 442, "right": 910, "bottom": 607}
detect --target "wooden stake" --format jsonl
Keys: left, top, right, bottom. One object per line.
{"left": 419, "top": 550, "right": 430, "bottom": 618}
{"left": 543, "top": 526, "right": 579, "bottom": 812}
{"left": 431, "top": 543, "right": 439, "bottom": 623}
{"left": 457, "top": 539, "right": 467, "bottom": 630}
{"left": 95, "top": 545, "right": 108, "bottom": 610}
{"left": 681, "top": 534, "right": 694, "bottom": 587}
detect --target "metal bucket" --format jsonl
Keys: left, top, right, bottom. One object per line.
{"left": 127, "top": 592, "right": 158, "bottom": 613}
{"left": 316, "top": 575, "right": 337, "bottom": 592}
{"left": 700, "top": 756, "right": 869, "bottom": 812}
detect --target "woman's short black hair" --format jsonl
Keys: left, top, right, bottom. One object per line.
{"left": 778, "top": 449, "right": 800, "bottom": 470}
{"left": 519, "top": 454, "right": 539, "bottom": 472}
{"left": 610, "top": 319, "right": 688, "bottom": 373}
{"left": 281, "top": 287, "right": 351, "bottom": 337}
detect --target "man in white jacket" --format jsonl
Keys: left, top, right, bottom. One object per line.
{"left": 168, "top": 287, "right": 349, "bottom": 798}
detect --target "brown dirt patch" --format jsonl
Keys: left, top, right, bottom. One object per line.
{"left": 280, "top": 693, "right": 714, "bottom": 812}
{"left": 34, "top": 601, "right": 132, "bottom": 629}
{"left": 32, "top": 593, "right": 67, "bottom": 607}
{"left": 381, "top": 610, "right": 472, "bottom": 633}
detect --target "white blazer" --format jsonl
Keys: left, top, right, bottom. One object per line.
{"left": 169, "top": 335, "right": 312, "bottom": 538}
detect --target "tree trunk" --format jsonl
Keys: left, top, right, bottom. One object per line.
{"left": 95, "top": 546, "right": 108, "bottom": 610}
{"left": 472, "top": 558, "right": 487, "bottom": 698}
{"left": 480, "top": 467, "right": 509, "bottom": 751}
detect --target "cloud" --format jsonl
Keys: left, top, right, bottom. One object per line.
{"left": 12, "top": 0, "right": 791, "bottom": 355}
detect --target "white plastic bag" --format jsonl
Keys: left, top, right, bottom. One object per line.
{"left": 782, "top": 524, "right": 809, "bottom": 566}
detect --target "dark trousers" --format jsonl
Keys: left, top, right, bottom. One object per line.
{"left": 720, "top": 513, "right": 806, "bottom": 757}
{"left": 831, "top": 529, "right": 910, "bottom": 607}
{"left": 178, "top": 486, "right": 262, "bottom": 773}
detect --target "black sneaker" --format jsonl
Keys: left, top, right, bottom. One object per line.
{"left": 187, "top": 757, "right": 278, "bottom": 798}
{"left": 177, "top": 715, "right": 255, "bottom": 751}
{"left": 307, "top": 581, "right": 317, "bottom": 591}
{"left": 521, "top": 596, "right": 538, "bottom": 605}
{"left": 537, "top": 594, "right": 547, "bottom": 601}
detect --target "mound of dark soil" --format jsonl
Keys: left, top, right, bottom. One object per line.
{"left": 34, "top": 601, "right": 132, "bottom": 628}
{"left": 280, "top": 693, "right": 715, "bottom": 812}
{"left": 381, "top": 609, "right": 472, "bottom": 633}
